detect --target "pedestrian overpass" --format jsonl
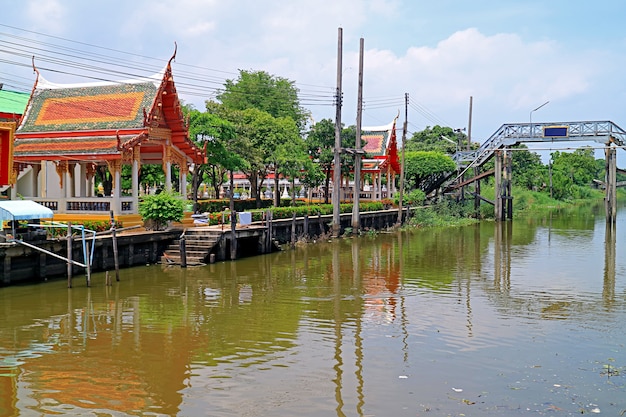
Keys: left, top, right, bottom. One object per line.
{"left": 446, "top": 120, "right": 626, "bottom": 222}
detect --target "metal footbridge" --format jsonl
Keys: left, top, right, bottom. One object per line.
{"left": 452, "top": 120, "right": 626, "bottom": 180}
{"left": 444, "top": 120, "right": 625, "bottom": 222}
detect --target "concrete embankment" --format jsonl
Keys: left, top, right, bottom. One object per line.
{"left": 0, "top": 208, "right": 408, "bottom": 286}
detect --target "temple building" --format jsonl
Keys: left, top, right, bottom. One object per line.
{"left": 9, "top": 50, "right": 203, "bottom": 224}
{"left": 358, "top": 117, "right": 401, "bottom": 199}
{"left": 0, "top": 89, "right": 29, "bottom": 194}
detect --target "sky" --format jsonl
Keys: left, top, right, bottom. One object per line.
{"left": 2, "top": 0, "right": 626, "bottom": 153}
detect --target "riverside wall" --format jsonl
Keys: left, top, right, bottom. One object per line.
{"left": 0, "top": 208, "right": 410, "bottom": 286}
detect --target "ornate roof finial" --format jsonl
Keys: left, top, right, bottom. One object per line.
{"left": 168, "top": 42, "right": 178, "bottom": 66}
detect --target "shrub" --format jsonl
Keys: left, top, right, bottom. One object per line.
{"left": 139, "top": 192, "right": 185, "bottom": 230}
{"left": 43, "top": 220, "right": 119, "bottom": 238}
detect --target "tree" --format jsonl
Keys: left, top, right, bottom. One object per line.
{"left": 549, "top": 148, "right": 599, "bottom": 200}
{"left": 187, "top": 109, "right": 240, "bottom": 208}
{"left": 406, "top": 125, "right": 468, "bottom": 154}
{"left": 511, "top": 145, "right": 547, "bottom": 191}
{"left": 260, "top": 115, "right": 304, "bottom": 206}
{"left": 306, "top": 118, "right": 335, "bottom": 203}
{"left": 139, "top": 165, "right": 165, "bottom": 194}
{"left": 551, "top": 148, "right": 599, "bottom": 186}
{"left": 217, "top": 70, "right": 310, "bottom": 131}
{"left": 273, "top": 129, "right": 311, "bottom": 206}
{"left": 213, "top": 70, "right": 311, "bottom": 207}
{"left": 404, "top": 151, "right": 456, "bottom": 191}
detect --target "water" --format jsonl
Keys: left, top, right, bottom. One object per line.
{"left": 1, "top": 205, "right": 625, "bottom": 416}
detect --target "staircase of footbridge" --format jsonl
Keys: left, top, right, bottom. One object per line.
{"left": 447, "top": 120, "right": 626, "bottom": 222}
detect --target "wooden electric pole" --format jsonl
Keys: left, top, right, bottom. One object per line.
{"left": 397, "top": 93, "right": 408, "bottom": 225}
{"left": 352, "top": 37, "right": 364, "bottom": 235}
{"left": 332, "top": 27, "right": 343, "bottom": 237}
{"left": 467, "top": 96, "right": 473, "bottom": 150}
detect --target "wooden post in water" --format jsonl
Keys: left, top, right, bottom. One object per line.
{"left": 291, "top": 212, "right": 297, "bottom": 248}
{"left": 605, "top": 146, "right": 617, "bottom": 223}
{"left": 179, "top": 233, "right": 187, "bottom": 268}
{"left": 505, "top": 150, "right": 513, "bottom": 220}
{"left": 494, "top": 150, "right": 503, "bottom": 221}
{"left": 66, "top": 222, "right": 72, "bottom": 288}
{"left": 85, "top": 240, "right": 91, "bottom": 287}
{"left": 110, "top": 211, "right": 120, "bottom": 281}
{"left": 230, "top": 210, "right": 237, "bottom": 260}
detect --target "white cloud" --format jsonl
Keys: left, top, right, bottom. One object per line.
{"left": 332, "top": 27, "right": 607, "bottom": 134}
{"left": 26, "top": 0, "right": 66, "bottom": 34}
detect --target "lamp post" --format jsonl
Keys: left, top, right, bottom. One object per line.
{"left": 440, "top": 135, "right": 458, "bottom": 154}
{"left": 529, "top": 101, "right": 549, "bottom": 138}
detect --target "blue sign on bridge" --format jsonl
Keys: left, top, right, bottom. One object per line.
{"left": 543, "top": 126, "right": 569, "bottom": 137}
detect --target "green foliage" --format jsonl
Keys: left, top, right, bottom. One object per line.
{"left": 547, "top": 148, "right": 600, "bottom": 200}
{"left": 187, "top": 109, "right": 243, "bottom": 200}
{"left": 404, "top": 151, "right": 456, "bottom": 190}
{"left": 217, "top": 69, "right": 310, "bottom": 131}
{"left": 406, "top": 125, "right": 469, "bottom": 153}
{"left": 511, "top": 145, "right": 547, "bottom": 191}
{"left": 396, "top": 189, "right": 426, "bottom": 206}
{"left": 44, "top": 220, "right": 119, "bottom": 238}
{"left": 192, "top": 201, "right": 386, "bottom": 226}
{"left": 138, "top": 192, "right": 186, "bottom": 230}
{"left": 196, "top": 198, "right": 273, "bottom": 213}
{"left": 306, "top": 119, "right": 335, "bottom": 168}
{"left": 409, "top": 200, "right": 476, "bottom": 228}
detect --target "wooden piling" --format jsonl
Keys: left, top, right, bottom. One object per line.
{"left": 85, "top": 240, "right": 91, "bottom": 287}
{"left": 179, "top": 234, "right": 187, "bottom": 268}
{"left": 66, "top": 222, "right": 72, "bottom": 288}
{"left": 110, "top": 211, "right": 120, "bottom": 281}
{"left": 291, "top": 212, "right": 296, "bottom": 247}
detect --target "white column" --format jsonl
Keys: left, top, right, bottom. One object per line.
{"left": 78, "top": 163, "right": 87, "bottom": 197}
{"left": 113, "top": 167, "right": 121, "bottom": 214}
{"left": 40, "top": 162, "right": 48, "bottom": 198}
{"left": 181, "top": 166, "right": 188, "bottom": 199}
{"left": 65, "top": 168, "right": 72, "bottom": 198}
{"left": 165, "top": 161, "right": 172, "bottom": 192}
{"left": 132, "top": 158, "right": 139, "bottom": 213}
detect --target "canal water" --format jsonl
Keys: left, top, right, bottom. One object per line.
{"left": 1, "top": 204, "right": 625, "bottom": 416}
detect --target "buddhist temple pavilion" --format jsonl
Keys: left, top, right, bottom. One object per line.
{"left": 10, "top": 51, "right": 203, "bottom": 223}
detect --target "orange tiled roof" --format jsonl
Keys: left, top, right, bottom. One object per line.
{"left": 18, "top": 83, "right": 155, "bottom": 133}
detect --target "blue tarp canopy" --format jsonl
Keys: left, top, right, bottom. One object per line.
{"left": 0, "top": 200, "right": 54, "bottom": 222}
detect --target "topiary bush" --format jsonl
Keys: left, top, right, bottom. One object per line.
{"left": 139, "top": 192, "right": 185, "bottom": 230}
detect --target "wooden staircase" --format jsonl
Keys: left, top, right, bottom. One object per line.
{"left": 161, "top": 227, "right": 224, "bottom": 265}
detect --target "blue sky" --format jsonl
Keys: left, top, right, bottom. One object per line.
{"left": 2, "top": 0, "right": 626, "bottom": 152}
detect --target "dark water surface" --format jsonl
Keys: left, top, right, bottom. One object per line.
{"left": 1, "top": 205, "right": 625, "bottom": 416}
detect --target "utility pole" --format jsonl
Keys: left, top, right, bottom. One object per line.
{"left": 332, "top": 27, "right": 343, "bottom": 237}
{"left": 467, "top": 96, "right": 473, "bottom": 150}
{"left": 397, "top": 93, "right": 408, "bottom": 225}
{"left": 352, "top": 37, "right": 364, "bottom": 235}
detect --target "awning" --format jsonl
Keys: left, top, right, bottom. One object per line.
{"left": 0, "top": 200, "right": 54, "bottom": 222}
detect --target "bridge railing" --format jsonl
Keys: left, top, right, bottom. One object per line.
{"left": 449, "top": 120, "right": 626, "bottom": 185}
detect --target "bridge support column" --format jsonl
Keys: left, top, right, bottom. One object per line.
{"left": 474, "top": 166, "right": 481, "bottom": 214}
{"left": 494, "top": 150, "right": 513, "bottom": 221}
{"left": 505, "top": 150, "right": 513, "bottom": 220}
{"left": 605, "top": 146, "right": 617, "bottom": 223}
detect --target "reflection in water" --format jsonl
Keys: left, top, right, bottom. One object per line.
{"left": 0, "top": 204, "right": 625, "bottom": 416}
{"left": 493, "top": 221, "right": 512, "bottom": 294}
{"left": 603, "top": 221, "right": 616, "bottom": 306}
